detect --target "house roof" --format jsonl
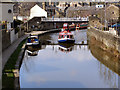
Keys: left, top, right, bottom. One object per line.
{"left": 67, "top": 6, "right": 96, "bottom": 11}
{"left": 30, "top": 4, "right": 47, "bottom": 19}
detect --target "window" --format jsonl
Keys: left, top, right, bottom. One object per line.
{"left": 59, "top": 35, "right": 62, "bottom": 38}
{"left": 67, "top": 35, "right": 69, "bottom": 38}
{"left": 64, "top": 35, "right": 67, "bottom": 38}
{"left": 8, "top": 9, "right": 12, "bottom": 13}
{"left": 70, "top": 35, "right": 73, "bottom": 39}
{"left": 112, "top": 12, "right": 114, "bottom": 14}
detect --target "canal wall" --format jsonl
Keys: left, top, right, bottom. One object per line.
{"left": 88, "top": 37, "right": 120, "bottom": 75}
{"left": 2, "top": 28, "right": 25, "bottom": 51}
{"left": 87, "top": 26, "right": 120, "bottom": 59}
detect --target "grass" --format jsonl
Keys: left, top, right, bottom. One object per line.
{"left": 2, "top": 38, "right": 26, "bottom": 89}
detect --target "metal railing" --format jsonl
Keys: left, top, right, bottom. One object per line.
{"left": 41, "top": 17, "right": 89, "bottom": 22}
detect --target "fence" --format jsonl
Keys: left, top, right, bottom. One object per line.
{"left": 41, "top": 17, "right": 89, "bottom": 22}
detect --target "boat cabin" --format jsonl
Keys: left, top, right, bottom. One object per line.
{"left": 28, "top": 36, "right": 38, "bottom": 43}
{"left": 59, "top": 31, "right": 74, "bottom": 39}
{"left": 63, "top": 23, "right": 68, "bottom": 30}
{"left": 27, "top": 35, "right": 39, "bottom": 46}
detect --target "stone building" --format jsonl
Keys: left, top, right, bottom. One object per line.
{"left": 89, "top": 16, "right": 104, "bottom": 30}
{"left": 96, "top": 4, "right": 119, "bottom": 24}
{"left": 66, "top": 6, "right": 96, "bottom": 18}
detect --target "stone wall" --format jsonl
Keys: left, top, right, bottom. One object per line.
{"left": 18, "top": 30, "right": 24, "bottom": 38}
{"left": 2, "top": 30, "right": 11, "bottom": 51}
{"left": 88, "top": 39, "right": 119, "bottom": 75}
{"left": 10, "top": 30, "right": 18, "bottom": 44}
{"left": 2, "top": 29, "right": 24, "bottom": 51}
{"left": 87, "top": 26, "right": 120, "bottom": 58}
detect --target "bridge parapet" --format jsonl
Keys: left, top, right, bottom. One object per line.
{"left": 41, "top": 17, "right": 89, "bottom": 22}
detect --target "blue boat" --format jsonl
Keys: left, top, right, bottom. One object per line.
{"left": 27, "top": 35, "right": 39, "bottom": 46}
{"left": 58, "top": 30, "right": 75, "bottom": 43}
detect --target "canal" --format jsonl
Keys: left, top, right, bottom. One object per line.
{"left": 20, "top": 29, "right": 119, "bottom": 88}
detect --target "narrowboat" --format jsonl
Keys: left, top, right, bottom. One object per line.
{"left": 69, "top": 23, "right": 75, "bottom": 30}
{"left": 27, "top": 35, "right": 39, "bottom": 46}
{"left": 58, "top": 30, "right": 75, "bottom": 43}
{"left": 79, "top": 23, "right": 88, "bottom": 29}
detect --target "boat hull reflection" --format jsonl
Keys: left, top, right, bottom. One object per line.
{"left": 58, "top": 43, "right": 74, "bottom": 53}
{"left": 26, "top": 45, "right": 42, "bottom": 56}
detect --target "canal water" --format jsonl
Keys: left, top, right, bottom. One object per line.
{"left": 20, "top": 29, "right": 119, "bottom": 88}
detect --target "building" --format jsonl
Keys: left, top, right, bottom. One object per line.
{"left": 96, "top": 4, "right": 119, "bottom": 24}
{"left": 70, "top": 2, "right": 82, "bottom": 7}
{"left": 13, "top": 2, "right": 36, "bottom": 22}
{"left": 30, "top": 4, "right": 47, "bottom": 19}
{"left": 0, "top": 2, "right": 19, "bottom": 50}
{"left": 66, "top": 6, "right": 96, "bottom": 18}
{"left": 0, "top": 2, "right": 14, "bottom": 30}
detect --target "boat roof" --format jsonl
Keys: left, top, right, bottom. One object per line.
{"left": 28, "top": 35, "right": 38, "bottom": 38}
{"left": 59, "top": 31, "right": 73, "bottom": 35}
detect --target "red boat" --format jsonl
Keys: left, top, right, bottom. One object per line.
{"left": 69, "top": 23, "right": 75, "bottom": 30}
{"left": 58, "top": 30, "right": 75, "bottom": 43}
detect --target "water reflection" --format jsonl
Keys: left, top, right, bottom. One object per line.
{"left": 98, "top": 62, "right": 118, "bottom": 88}
{"left": 88, "top": 35, "right": 119, "bottom": 76}
{"left": 58, "top": 43, "right": 74, "bottom": 53}
{"left": 88, "top": 35, "right": 119, "bottom": 88}
{"left": 20, "top": 30, "right": 119, "bottom": 88}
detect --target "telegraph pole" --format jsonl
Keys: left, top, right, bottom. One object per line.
{"left": 104, "top": 1, "right": 107, "bottom": 31}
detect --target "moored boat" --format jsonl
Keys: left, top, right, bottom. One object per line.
{"left": 79, "top": 23, "right": 88, "bottom": 29}
{"left": 27, "top": 35, "right": 40, "bottom": 46}
{"left": 58, "top": 30, "right": 75, "bottom": 43}
{"left": 63, "top": 23, "right": 69, "bottom": 30}
{"left": 69, "top": 23, "right": 75, "bottom": 30}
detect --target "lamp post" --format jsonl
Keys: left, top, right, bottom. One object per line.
{"left": 27, "top": 21, "right": 28, "bottom": 32}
